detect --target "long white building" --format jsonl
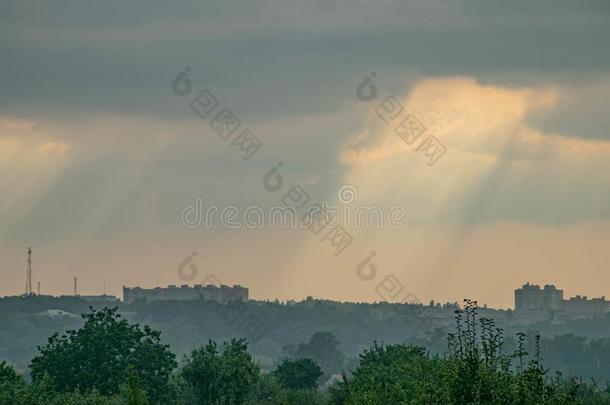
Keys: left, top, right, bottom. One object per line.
{"left": 123, "top": 283, "right": 248, "bottom": 304}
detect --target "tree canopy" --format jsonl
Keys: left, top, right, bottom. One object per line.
{"left": 180, "top": 338, "right": 260, "bottom": 404}
{"left": 1, "top": 302, "right": 610, "bottom": 404}
{"left": 29, "top": 307, "right": 176, "bottom": 403}
{"left": 283, "top": 331, "right": 345, "bottom": 377}
{"left": 273, "top": 358, "right": 323, "bottom": 390}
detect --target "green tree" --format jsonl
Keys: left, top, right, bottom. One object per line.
{"left": 268, "top": 388, "right": 328, "bottom": 405}
{"left": 29, "top": 307, "right": 176, "bottom": 403}
{"left": 0, "top": 361, "right": 28, "bottom": 404}
{"left": 0, "top": 361, "right": 22, "bottom": 386}
{"left": 289, "top": 332, "right": 344, "bottom": 376}
{"left": 330, "top": 343, "right": 449, "bottom": 404}
{"left": 119, "top": 368, "right": 149, "bottom": 405}
{"left": 273, "top": 358, "right": 323, "bottom": 390}
{"left": 249, "top": 373, "right": 328, "bottom": 405}
{"left": 181, "top": 338, "right": 260, "bottom": 405}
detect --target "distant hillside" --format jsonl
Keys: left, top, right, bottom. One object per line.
{"left": 1, "top": 295, "right": 610, "bottom": 382}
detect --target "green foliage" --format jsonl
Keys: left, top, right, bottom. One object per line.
{"left": 118, "top": 368, "right": 149, "bottom": 405}
{"left": 4, "top": 299, "right": 610, "bottom": 404}
{"left": 247, "top": 373, "right": 329, "bottom": 405}
{"left": 0, "top": 371, "right": 121, "bottom": 405}
{"left": 331, "top": 299, "right": 610, "bottom": 405}
{"left": 273, "top": 358, "right": 323, "bottom": 390}
{"left": 6, "top": 296, "right": 610, "bottom": 384}
{"left": 0, "top": 361, "right": 22, "bottom": 386}
{"left": 0, "top": 361, "right": 28, "bottom": 405}
{"left": 180, "top": 338, "right": 260, "bottom": 404}
{"left": 29, "top": 307, "right": 176, "bottom": 403}
{"left": 329, "top": 343, "right": 450, "bottom": 404}
{"left": 284, "top": 331, "right": 344, "bottom": 377}
{"left": 266, "top": 388, "right": 328, "bottom": 405}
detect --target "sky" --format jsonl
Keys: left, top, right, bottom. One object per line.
{"left": 1, "top": 0, "right": 610, "bottom": 308}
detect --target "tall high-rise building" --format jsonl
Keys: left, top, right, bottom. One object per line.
{"left": 515, "top": 283, "right": 608, "bottom": 322}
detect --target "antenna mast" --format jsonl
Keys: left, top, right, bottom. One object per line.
{"left": 74, "top": 277, "right": 78, "bottom": 296}
{"left": 25, "top": 247, "right": 32, "bottom": 296}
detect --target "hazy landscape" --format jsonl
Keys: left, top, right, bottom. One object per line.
{"left": 3, "top": 292, "right": 610, "bottom": 403}
{"left": 2, "top": 0, "right": 610, "bottom": 403}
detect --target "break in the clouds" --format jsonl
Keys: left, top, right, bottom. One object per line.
{"left": 341, "top": 77, "right": 610, "bottom": 224}
{"left": 1, "top": 0, "right": 610, "bottom": 302}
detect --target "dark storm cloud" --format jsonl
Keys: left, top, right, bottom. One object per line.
{"left": 1, "top": 0, "right": 609, "bottom": 127}
{"left": 1, "top": 0, "right": 610, "bottom": 237}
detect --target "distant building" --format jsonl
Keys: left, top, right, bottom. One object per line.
{"left": 515, "top": 283, "right": 609, "bottom": 323}
{"left": 563, "top": 295, "right": 609, "bottom": 317}
{"left": 122, "top": 284, "right": 248, "bottom": 304}
{"left": 515, "top": 283, "right": 563, "bottom": 322}
{"left": 79, "top": 294, "right": 120, "bottom": 303}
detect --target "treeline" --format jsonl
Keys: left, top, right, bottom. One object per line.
{"left": 80, "top": 297, "right": 610, "bottom": 385}
{"left": 2, "top": 303, "right": 610, "bottom": 404}
{"left": 0, "top": 295, "right": 447, "bottom": 374}
{"left": 3, "top": 294, "right": 610, "bottom": 383}
{"left": 0, "top": 307, "right": 333, "bottom": 405}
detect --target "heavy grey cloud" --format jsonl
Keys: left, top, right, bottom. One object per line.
{"left": 1, "top": 0, "right": 609, "bottom": 125}
{"left": 1, "top": 0, "right": 610, "bottom": 241}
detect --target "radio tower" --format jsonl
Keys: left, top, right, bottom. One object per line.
{"left": 25, "top": 247, "right": 33, "bottom": 296}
